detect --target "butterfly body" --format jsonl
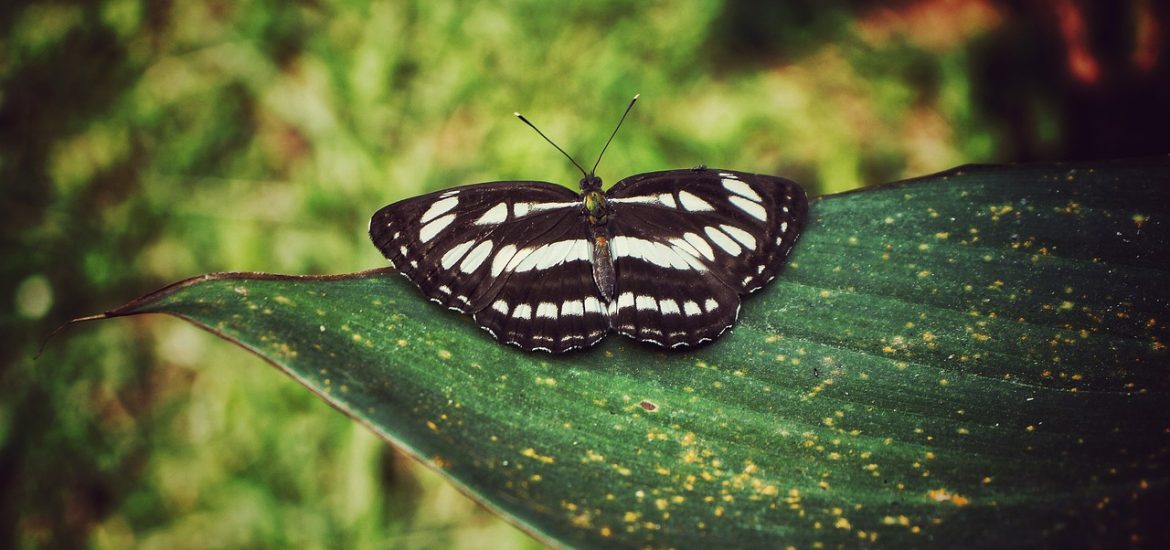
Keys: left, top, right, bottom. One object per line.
{"left": 370, "top": 167, "right": 807, "bottom": 353}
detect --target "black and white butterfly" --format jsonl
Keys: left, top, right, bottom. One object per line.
{"left": 369, "top": 97, "right": 807, "bottom": 353}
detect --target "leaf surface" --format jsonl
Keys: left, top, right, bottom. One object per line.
{"left": 85, "top": 160, "right": 1170, "bottom": 548}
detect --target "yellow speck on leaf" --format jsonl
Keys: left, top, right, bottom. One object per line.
{"left": 521, "top": 448, "right": 556, "bottom": 464}
{"left": 928, "top": 488, "right": 969, "bottom": 506}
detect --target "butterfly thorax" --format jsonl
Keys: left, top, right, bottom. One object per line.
{"left": 580, "top": 174, "right": 609, "bottom": 224}
{"left": 583, "top": 189, "right": 608, "bottom": 223}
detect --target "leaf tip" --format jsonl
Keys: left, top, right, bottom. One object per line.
{"left": 36, "top": 312, "right": 113, "bottom": 359}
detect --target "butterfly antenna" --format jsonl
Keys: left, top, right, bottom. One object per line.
{"left": 514, "top": 112, "right": 589, "bottom": 178}
{"left": 591, "top": 93, "right": 639, "bottom": 175}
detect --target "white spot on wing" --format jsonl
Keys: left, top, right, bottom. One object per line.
{"left": 475, "top": 202, "right": 508, "bottom": 225}
{"left": 512, "top": 239, "right": 590, "bottom": 272}
{"left": 704, "top": 226, "right": 743, "bottom": 256}
{"left": 561, "top": 300, "right": 585, "bottom": 317}
{"left": 780, "top": 221, "right": 788, "bottom": 233}
{"left": 616, "top": 292, "right": 635, "bottom": 311}
{"left": 720, "top": 224, "right": 757, "bottom": 250}
{"left": 612, "top": 236, "right": 702, "bottom": 271}
{"left": 491, "top": 244, "right": 519, "bottom": 277}
{"left": 635, "top": 295, "right": 658, "bottom": 311}
{"left": 584, "top": 296, "right": 604, "bottom": 315}
{"left": 512, "top": 304, "right": 532, "bottom": 319}
{"left": 513, "top": 201, "right": 576, "bottom": 218}
{"left": 678, "top": 191, "right": 714, "bottom": 211}
{"left": 722, "top": 178, "right": 762, "bottom": 202}
{"left": 440, "top": 240, "right": 476, "bottom": 269}
{"left": 421, "top": 196, "right": 459, "bottom": 224}
{"left": 438, "top": 285, "right": 452, "bottom": 295}
{"left": 612, "top": 193, "right": 678, "bottom": 208}
{"left": 683, "top": 300, "right": 702, "bottom": 316}
{"left": 419, "top": 213, "right": 455, "bottom": 243}
{"left": 491, "top": 300, "right": 509, "bottom": 315}
{"left": 704, "top": 298, "right": 719, "bottom": 312}
{"left": 536, "top": 302, "right": 559, "bottom": 319}
{"left": 730, "top": 195, "right": 767, "bottom": 221}
{"left": 659, "top": 299, "right": 681, "bottom": 315}
{"left": 683, "top": 232, "right": 715, "bottom": 261}
{"left": 459, "top": 240, "right": 494, "bottom": 273}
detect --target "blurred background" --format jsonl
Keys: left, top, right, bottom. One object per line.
{"left": 3, "top": 1, "right": 1168, "bottom": 547}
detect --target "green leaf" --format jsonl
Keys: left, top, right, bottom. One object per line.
{"left": 76, "top": 160, "right": 1169, "bottom": 547}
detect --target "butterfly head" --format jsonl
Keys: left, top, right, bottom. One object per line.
{"left": 579, "top": 173, "right": 603, "bottom": 192}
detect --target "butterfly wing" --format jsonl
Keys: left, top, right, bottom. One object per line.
{"left": 605, "top": 168, "right": 807, "bottom": 347}
{"left": 369, "top": 182, "right": 610, "bottom": 352}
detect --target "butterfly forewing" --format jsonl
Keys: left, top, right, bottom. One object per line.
{"left": 369, "top": 181, "right": 610, "bottom": 351}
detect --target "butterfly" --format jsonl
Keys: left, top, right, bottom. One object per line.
{"left": 369, "top": 96, "right": 808, "bottom": 352}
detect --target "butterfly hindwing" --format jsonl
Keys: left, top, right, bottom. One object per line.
{"left": 472, "top": 257, "right": 609, "bottom": 352}
{"left": 604, "top": 168, "right": 807, "bottom": 346}
{"left": 606, "top": 258, "right": 742, "bottom": 347}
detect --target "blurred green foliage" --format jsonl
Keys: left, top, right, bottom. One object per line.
{"left": 2, "top": 1, "right": 1167, "bottom": 548}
